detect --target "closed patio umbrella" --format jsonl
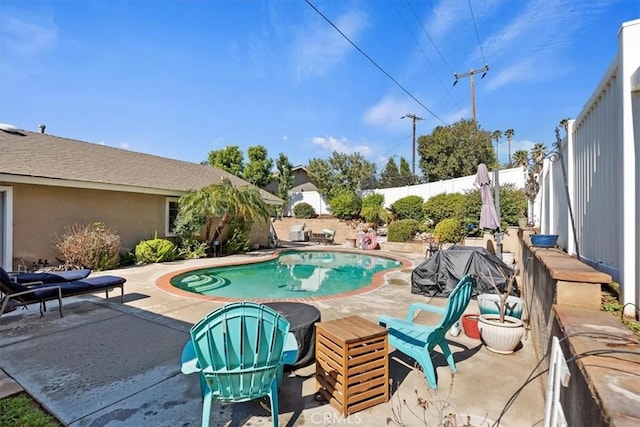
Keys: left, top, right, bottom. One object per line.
{"left": 474, "top": 163, "right": 500, "bottom": 230}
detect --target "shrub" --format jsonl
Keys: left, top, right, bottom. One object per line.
{"left": 423, "top": 193, "right": 466, "bottom": 225}
{"left": 118, "top": 250, "right": 136, "bottom": 267}
{"left": 293, "top": 202, "right": 317, "bottom": 219}
{"left": 434, "top": 218, "right": 463, "bottom": 243}
{"left": 390, "top": 195, "right": 424, "bottom": 221}
{"left": 55, "top": 222, "right": 120, "bottom": 271}
{"left": 360, "top": 193, "right": 388, "bottom": 224}
{"left": 223, "top": 218, "right": 252, "bottom": 254}
{"left": 134, "top": 235, "right": 178, "bottom": 263}
{"left": 178, "top": 240, "right": 209, "bottom": 260}
{"left": 329, "top": 189, "right": 361, "bottom": 220}
{"left": 387, "top": 219, "right": 420, "bottom": 242}
{"left": 459, "top": 184, "right": 527, "bottom": 230}
{"left": 497, "top": 184, "right": 527, "bottom": 227}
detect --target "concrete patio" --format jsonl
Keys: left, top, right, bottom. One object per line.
{"left": 0, "top": 248, "right": 546, "bottom": 426}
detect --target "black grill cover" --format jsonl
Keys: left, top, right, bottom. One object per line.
{"left": 411, "top": 245, "right": 517, "bottom": 297}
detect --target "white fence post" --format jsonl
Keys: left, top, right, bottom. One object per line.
{"left": 543, "top": 336, "right": 571, "bottom": 427}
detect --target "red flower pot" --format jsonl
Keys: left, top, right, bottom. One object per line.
{"left": 462, "top": 314, "right": 481, "bottom": 339}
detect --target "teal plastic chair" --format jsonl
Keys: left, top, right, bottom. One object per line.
{"left": 378, "top": 274, "right": 476, "bottom": 390}
{"left": 181, "top": 302, "right": 298, "bottom": 427}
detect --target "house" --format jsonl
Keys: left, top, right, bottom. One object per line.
{"left": 264, "top": 166, "right": 331, "bottom": 216}
{"left": 0, "top": 126, "right": 282, "bottom": 270}
{"left": 263, "top": 165, "right": 318, "bottom": 194}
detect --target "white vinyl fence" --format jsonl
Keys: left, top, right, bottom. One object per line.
{"left": 285, "top": 166, "right": 525, "bottom": 216}
{"left": 370, "top": 167, "right": 524, "bottom": 209}
{"left": 537, "top": 19, "right": 639, "bottom": 318}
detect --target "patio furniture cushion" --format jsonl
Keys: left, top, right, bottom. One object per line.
{"left": 12, "top": 269, "right": 92, "bottom": 284}
{"left": 1, "top": 267, "right": 126, "bottom": 318}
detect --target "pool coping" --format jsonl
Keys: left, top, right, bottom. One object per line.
{"left": 155, "top": 247, "right": 413, "bottom": 303}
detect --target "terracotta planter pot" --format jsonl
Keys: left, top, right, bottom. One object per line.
{"left": 461, "top": 314, "right": 481, "bottom": 339}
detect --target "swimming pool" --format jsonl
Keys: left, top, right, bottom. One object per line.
{"left": 168, "top": 250, "right": 404, "bottom": 300}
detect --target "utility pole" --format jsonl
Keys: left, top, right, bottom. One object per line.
{"left": 401, "top": 113, "right": 424, "bottom": 183}
{"left": 453, "top": 64, "right": 489, "bottom": 123}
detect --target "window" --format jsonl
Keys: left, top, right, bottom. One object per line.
{"left": 165, "top": 198, "right": 179, "bottom": 237}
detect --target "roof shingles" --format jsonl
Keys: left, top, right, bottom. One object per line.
{"left": 0, "top": 130, "right": 281, "bottom": 203}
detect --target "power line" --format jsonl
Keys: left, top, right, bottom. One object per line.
{"left": 467, "top": 0, "right": 488, "bottom": 65}
{"left": 405, "top": 0, "right": 454, "bottom": 74}
{"left": 391, "top": 0, "right": 463, "bottom": 113}
{"left": 304, "top": 0, "right": 448, "bottom": 126}
{"left": 372, "top": 134, "right": 413, "bottom": 161}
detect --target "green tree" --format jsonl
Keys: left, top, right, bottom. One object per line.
{"left": 512, "top": 150, "right": 529, "bottom": 168}
{"left": 307, "top": 152, "right": 376, "bottom": 201}
{"left": 417, "top": 119, "right": 496, "bottom": 182}
{"left": 175, "top": 179, "right": 269, "bottom": 246}
{"left": 307, "top": 158, "right": 332, "bottom": 199}
{"left": 243, "top": 145, "right": 273, "bottom": 187}
{"left": 362, "top": 174, "right": 379, "bottom": 190}
{"left": 398, "top": 157, "right": 413, "bottom": 185}
{"left": 206, "top": 146, "right": 245, "bottom": 177}
{"left": 379, "top": 157, "right": 401, "bottom": 188}
{"left": 504, "top": 129, "right": 515, "bottom": 167}
{"left": 275, "top": 153, "right": 294, "bottom": 201}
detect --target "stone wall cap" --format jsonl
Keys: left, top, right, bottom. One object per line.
{"left": 527, "top": 244, "right": 612, "bottom": 284}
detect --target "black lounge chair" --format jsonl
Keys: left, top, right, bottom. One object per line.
{"left": 0, "top": 267, "right": 126, "bottom": 318}
{"left": 11, "top": 268, "right": 92, "bottom": 284}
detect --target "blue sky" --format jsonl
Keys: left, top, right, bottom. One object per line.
{"left": 1, "top": 0, "right": 638, "bottom": 174}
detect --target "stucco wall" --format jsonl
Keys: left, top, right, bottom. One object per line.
{"left": 10, "top": 183, "right": 169, "bottom": 268}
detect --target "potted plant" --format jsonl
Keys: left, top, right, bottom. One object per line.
{"left": 461, "top": 313, "right": 481, "bottom": 339}
{"left": 477, "top": 269, "right": 526, "bottom": 354}
{"left": 518, "top": 212, "right": 528, "bottom": 228}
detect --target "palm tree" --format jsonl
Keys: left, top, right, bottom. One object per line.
{"left": 504, "top": 129, "right": 515, "bottom": 167}
{"left": 559, "top": 118, "right": 570, "bottom": 133}
{"left": 176, "top": 179, "right": 270, "bottom": 244}
{"left": 530, "top": 143, "right": 547, "bottom": 173}
{"left": 512, "top": 150, "right": 529, "bottom": 168}
{"left": 491, "top": 130, "right": 503, "bottom": 168}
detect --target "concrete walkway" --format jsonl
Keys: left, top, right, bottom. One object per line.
{"left": 0, "top": 249, "right": 546, "bottom": 426}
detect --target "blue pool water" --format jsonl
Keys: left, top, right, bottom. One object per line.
{"left": 170, "top": 251, "right": 402, "bottom": 299}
